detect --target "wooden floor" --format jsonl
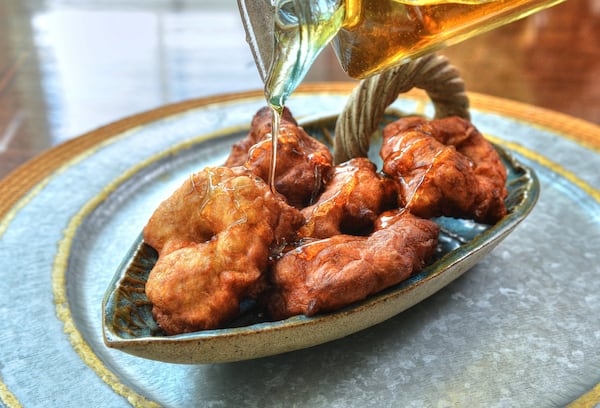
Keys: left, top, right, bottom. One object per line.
{"left": 1, "top": 0, "right": 599, "bottom": 179}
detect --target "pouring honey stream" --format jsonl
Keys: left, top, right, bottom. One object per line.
{"left": 237, "top": 0, "right": 566, "bottom": 193}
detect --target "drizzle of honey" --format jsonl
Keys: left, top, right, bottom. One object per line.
{"left": 268, "top": 106, "right": 282, "bottom": 193}
{"left": 265, "top": 0, "right": 345, "bottom": 192}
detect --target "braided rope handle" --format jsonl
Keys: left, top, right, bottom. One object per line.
{"left": 333, "top": 54, "right": 470, "bottom": 163}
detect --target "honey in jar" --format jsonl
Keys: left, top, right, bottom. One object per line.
{"left": 334, "top": 0, "right": 567, "bottom": 78}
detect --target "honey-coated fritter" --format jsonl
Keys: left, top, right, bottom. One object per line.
{"left": 381, "top": 116, "right": 507, "bottom": 224}
{"left": 143, "top": 166, "right": 303, "bottom": 334}
{"left": 267, "top": 210, "right": 439, "bottom": 320}
{"left": 299, "top": 157, "right": 397, "bottom": 238}
{"left": 224, "top": 107, "right": 296, "bottom": 167}
{"left": 225, "top": 106, "right": 334, "bottom": 208}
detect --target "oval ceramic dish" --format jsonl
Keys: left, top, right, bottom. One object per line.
{"left": 102, "top": 112, "right": 539, "bottom": 364}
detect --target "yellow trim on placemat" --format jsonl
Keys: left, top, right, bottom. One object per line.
{"left": 486, "top": 135, "right": 600, "bottom": 204}
{"left": 0, "top": 376, "right": 22, "bottom": 408}
{"left": 468, "top": 92, "right": 600, "bottom": 153}
{"left": 569, "top": 383, "right": 600, "bottom": 408}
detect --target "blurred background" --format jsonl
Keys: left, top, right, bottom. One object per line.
{"left": 1, "top": 0, "right": 599, "bottom": 179}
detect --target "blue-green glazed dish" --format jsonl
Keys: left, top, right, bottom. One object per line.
{"left": 102, "top": 113, "right": 539, "bottom": 364}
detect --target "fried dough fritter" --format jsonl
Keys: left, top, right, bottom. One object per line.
{"left": 381, "top": 116, "right": 508, "bottom": 224}
{"left": 143, "top": 166, "right": 304, "bottom": 335}
{"left": 224, "top": 107, "right": 334, "bottom": 208}
{"left": 224, "top": 107, "right": 297, "bottom": 168}
{"left": 267, "top": 210, "right": 439, "bottom": 320}
{"left": 298, "top": 157, "right": 398, "bottom": 239}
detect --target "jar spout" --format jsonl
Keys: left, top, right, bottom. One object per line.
{"left": 237, "top": 0, "right": 275, "bottom": 82}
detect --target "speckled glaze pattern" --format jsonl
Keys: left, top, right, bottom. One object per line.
{"left": 0, "top": 86, "right": 599, "bottom": 408}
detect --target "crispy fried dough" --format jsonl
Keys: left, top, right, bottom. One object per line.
{"left": 143, "top": 166, "right": 303, "bottom": 334}
{"left": 267, "top": 210, "right": 439, "bottom": 320}
{"left": 381, "top": 116, "right": 507, "bottom": 223}
{"left": 225, "top": 107, "right": 334, "bottom": 208}
{"left": 299, "top": 157, "right": 398, "bottom": 238}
